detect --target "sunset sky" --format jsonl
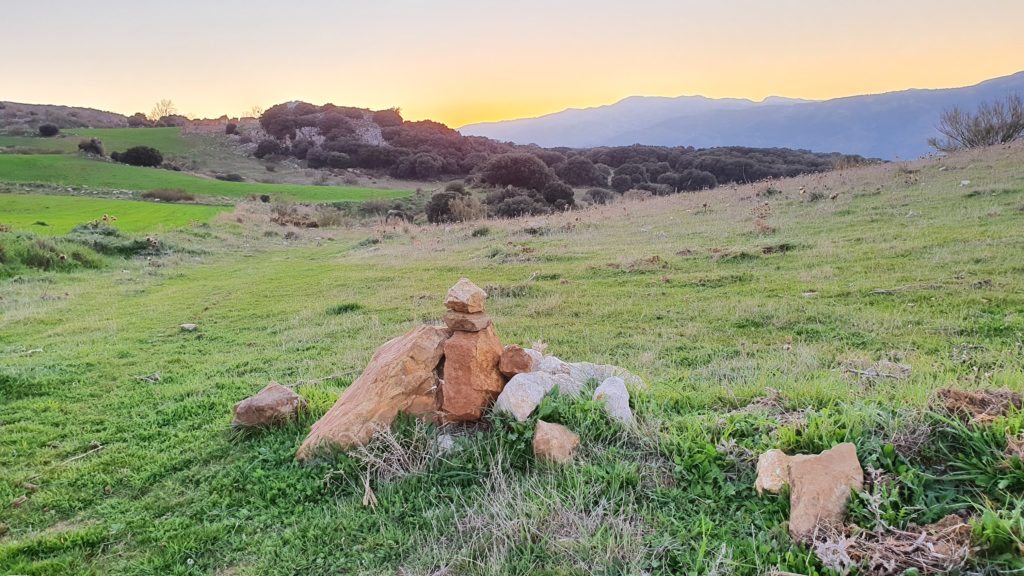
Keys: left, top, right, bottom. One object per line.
{"left": 4, "top": 0, "right": 1023, "bottom": 127}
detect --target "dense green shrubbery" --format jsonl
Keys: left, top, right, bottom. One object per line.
{"left": 38, "top": 124, "right": 59, "bottom": 137}
{"left": 77, "top": 138, "right": 104, "bottom": 156}
{"left": 110, "top": 146, "right": 163, "bottom": 167}
{"left": 485, "top": 186, "right": 550, "bottom": 218}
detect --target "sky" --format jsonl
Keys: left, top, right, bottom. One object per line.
{"left": 3, "top": 0, "right": 1023, "bottom": 127}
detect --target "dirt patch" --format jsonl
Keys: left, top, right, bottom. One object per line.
{"left": 935, "top": 388, "right": 1023, "bottom": 424}
{"left": 813, "top": 514, "right": 971, "bottom": 575}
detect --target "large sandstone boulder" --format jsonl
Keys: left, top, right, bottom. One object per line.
{"left": 232, "top": 382, "right": 307, "bottom": 428}
{"left": 494, "top": 372, "right": 555, "bottom": 421}
{"left": 499, "top": 345, "right": 535, "bottom": 378}
{"left": 787, "top": 443, "right": 864, "bottom": 542}
{"left": 440, "top": 324, "right": 505, "bottom": 421}
{"left": 593, "top": 377, "right": 634, "bottom": 424}
{"left": 533, "top": 421, "right": 580, "bottom": 464}
{"left": 444, "top": 278, "right": 487, "bottom": 313}
{"left": 296, "top": 325, "right": 450, "bottom": 460}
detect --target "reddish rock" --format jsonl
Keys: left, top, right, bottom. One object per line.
{"left": 232, "top": 382, "right": 307, "bottom": 428}
{"left": 440, "top": 323, "right": 505, "bottom": 421}
{"left": 443, "top": 310, "right": 492, "bottom": 332}
{"left": 533, "top": 421, "right": 580, "bottom": 464}
{"left": 787, "top": 443, "right": 864, "bottom": 542}
{"left": 296, "top": 325, "right": 450, "bottom": 460}
{"left": 499, "top": 345, "right": 535, "bottom": 378}
{"left": 444, "top": 278, "right": 487, "bottom": 313}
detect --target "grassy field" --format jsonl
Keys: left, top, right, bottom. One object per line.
{"left": 1, "top": 144, "right": 1024, "bottom": 575}
{"left": 0, "top": 155, "right": 411, "bottom": 203}
{"left": 0, "top": 193, "right": 230, "bottom": 235}
{"left": 0, "top": 128, "right": 190, "bottom": 156}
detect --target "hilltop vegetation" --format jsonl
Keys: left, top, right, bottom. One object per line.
{"left": 1, "top": 142, "right": 1023, "bottom": 574}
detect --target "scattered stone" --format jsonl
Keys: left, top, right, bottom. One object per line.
{"left": 567, "top": 362, "right": 645, "bottom": 390}
{"left": 296, "top": 325, "right": 450, "bottom": 460}
{"left": 232, "top": 382, "right": 307, "bottom": 428}
{"left": 533, "top": 421, "right": 580, "bottom": 464}
{"left": 444, "top": 278, "right": 487, "bottom": 313}
{"left": 787, "top": 443, "right": 864, "bottom": 542}
{"left": 180, "top": 323, "right": 198, "bottom": 332}
{"left": 443, "top": 310, "right": 492, "bottom": 332}
{"left": 936, "top": 388, "right": 1023, "bottom": 425}
{"left": 0, "top": 523, "right": 7, "bottom": 537}
{"left": 437, "top": 434, "right": 457, "bottom": 454}
{"left": 440, "top": 324, "right": 505, "bottom": 422}
{"left": 10, "top": 495, "right": 28, "bottom": 508}
{"left": 21, "top": 482, "right": 39, "bottom": 493}
{"left": 593, "top": 376, "right": 634, "bottom": 424}
{"left": 756, "top": 449, "right": 802, "bottom": 496}
{"left": 494, "top": 372, "right": 555, "bottom": 421}
{"left": 499, "top": 345, "right": 535, "bottom": 378}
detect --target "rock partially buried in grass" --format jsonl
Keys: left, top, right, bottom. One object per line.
{"left": 593, "top": 376, "right": 634, "bottom": 424}
{"left": 786, "top": 443, "right": 864, "bottom": 542}
{"left": 444, "top": 278, "right": 487, "bottom": 313}
{"left": 180, "top": 323, "right": 198, "bottom": 332}
{"left": 754, "top": 449, "right": 813, "bottom": 496}
{"left": 232, "top": 382, "right": 307, "bottom": 428}
{"left": 296, "top": 324, "right": 450, "bottom": 460}
{"left": 494, "top": 372, "right": 555, "bottom": 421}
{"left": 533, "top": 421, "right": 580, "bottom": 464}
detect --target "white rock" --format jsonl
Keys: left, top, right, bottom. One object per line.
{"left": 593, "top": 376, "right": 634, "bottom": 424}
{"left": 568, "top": 362, "right": 645, "bottom": 390}
{"left": 493, "top": 372, "right": 556, "bottom": 421}
{"left": 180, "top": 323, "right": 198, "bottom": 332}
{"left": 437, "top": 434, "right": 457, "bottom": 454}
{"left": 523, "top": 348, "right": 544, "bottom": 365}
{"left": 537, "top": 355, "right": 570, "bottom": 375}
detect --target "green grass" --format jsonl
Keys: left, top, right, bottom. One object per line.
{"left": 0, "top": 128, "right": 190, "bottom": 156}
{"left": 1, "top": 146, "right": 1024, "bottom": 574}
{"left": 0, "top": 155, "right": 411, "bottom": 203}
{"left": 0, "top": 193, "right": 230, "bottom": 235}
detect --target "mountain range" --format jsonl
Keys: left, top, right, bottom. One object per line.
{"left": 459, "top": 72, "right": 1024, "bottom": 159}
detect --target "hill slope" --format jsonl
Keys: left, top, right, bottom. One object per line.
{"left": 460, "top": 71, "right": 1024, "bottom": 159}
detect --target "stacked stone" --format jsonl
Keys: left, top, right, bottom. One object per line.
{"left": 440, "top": 279, "right": 507, "bottom": 422}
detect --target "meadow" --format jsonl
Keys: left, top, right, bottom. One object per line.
{"left": 0, "top": 127, "right": 191, "bottom": 156}
{"left": 1, "top": 144, "right": 1023, "bottom": 574}
{"left": 0, "top": 155, "right": 410, "bottom": 203}
{"left": 0, "top": 193, "right": 230, "bottom": 235}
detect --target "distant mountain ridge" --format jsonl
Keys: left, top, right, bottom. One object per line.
{"left": 459, "top": 72, "right": 1024, "bottom": 159}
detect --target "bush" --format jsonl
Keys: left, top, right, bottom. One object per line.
{"left": 110, "top": 146, "right": 163, "bottom": 167}
{"left": 480, "top": 153, "right": 554, "bottom": 191}
{"left": 254, "top": 139, "right": 285, "bottom": 159}
{"left": 929, "top": 94, "right": 1024, "bottom": 152}
{"left": 448, "top": 195, "right": 486, "bottom": 222}
{"left": 77, "top": 138, "right": 104, "bottom": 156}
{"left": 225, "top": 123, "right": 238, "bottom": 135}
{"left": 610, "top": 174, "right": 633, "bottom": 193}
{"left": 215, "top": 173, "right": 245, "bottom": 182}
{"left": 542, "top": 181, "right": 575, "bottom": 210}
{"left": 127, "top": 113, "right": 151, "bottom": 128}
{"left": 372, "top": 108, "right": 403, "bottom": 128}
{"left": 65, "top": 223, "right": 158, "bottom": 257}
{"left": 38, "top": 124, "right": 59, "bottom": 137}
{"left": 555, "top": 156, "right": 604, "bottom": 186}
{"left": 485, "top": 187, "right": 550, "bottom": 218}
{"left": 585, "top": 188, "right": 616, "bottom": 205}
{"left": 425, "top": 189, "right": 469, "bottom": 224}
{"left": 141, "top": 189, "right": 196, "bottom": 202}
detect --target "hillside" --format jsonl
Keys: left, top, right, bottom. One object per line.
{"left": 460, "top": 71, "right": 1024, "bottom": 159}
{"left": 2, "top": 143, "right": 1023, "bottom": 574}
{"left": 0, "top": 102, "right": 128, "bottom": 132}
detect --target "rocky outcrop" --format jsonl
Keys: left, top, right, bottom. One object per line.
{"left": 533, "top": 421, "right": 580, "bottom": 463}
{"left": 296, "top": 325, "right": 450, "bottom": 460}
{"left": 232, "top": 382, "right": 307, "bottom": 428}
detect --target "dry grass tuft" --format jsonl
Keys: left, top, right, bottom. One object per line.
{"left": 812, "top": 515, "right": 971, "bottom": 575}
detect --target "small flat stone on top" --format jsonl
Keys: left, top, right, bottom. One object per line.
{"left": 444, "top": 278, "right": 487, "bottom": 313}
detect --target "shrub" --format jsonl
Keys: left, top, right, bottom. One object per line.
{"left": 929, "top": 94, "right": 1024, "bottom": 152}
{"left": 307, "top": 148, "right": 351, "bottom": 170}
{"left": 471, "top": 226, "right": 491, "bottom": 237}
{"left": 372, "top": 108, "right": 403, "bottom": 128}
{"left": 38, "top": 124, "right": 59, "bottom": 137}
{"left": 542, "top": 181, "right": 576, "bottom": 210}
{"left": 127, "top": 113, "right": 150, "bottom": 128}
{"left": 585, "top": 188, "right": 616, "bottom": 205}
{"left": 425, "top": 189, "right": 469, "bottom": 224}
{"left": 254, "top": 139, "right": 285, "bottom": 159}
{"left": 225, "top": 122, "right": 238, "bottom": 135}
{"left": 610, "top": 174, "right": 633, "bottom": 193}
{"left": 480, "top": 153, "right": 554, "bottom": 191}
{"left": 556, "top": 156, "right": 604, "bottom": 186}
{"left": 485, "top": 187, "right": 550, "bottom": 218}
{"left": 110, "top": 146, "right": 163, "bottom": 167}
{"left": 65, "top": 223, "right": 158, "bottom": 257}
{"left": 141, "top": 189, "right": 196, "bottom": 202}
{"left": 77, "top": 138, "right": 104, "bottom": 156}
{"left": 449, "top": 195, "right": 486, "bottom": 222}
{"left": 215, "top": 173, "right": 245, "bottom": 182}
